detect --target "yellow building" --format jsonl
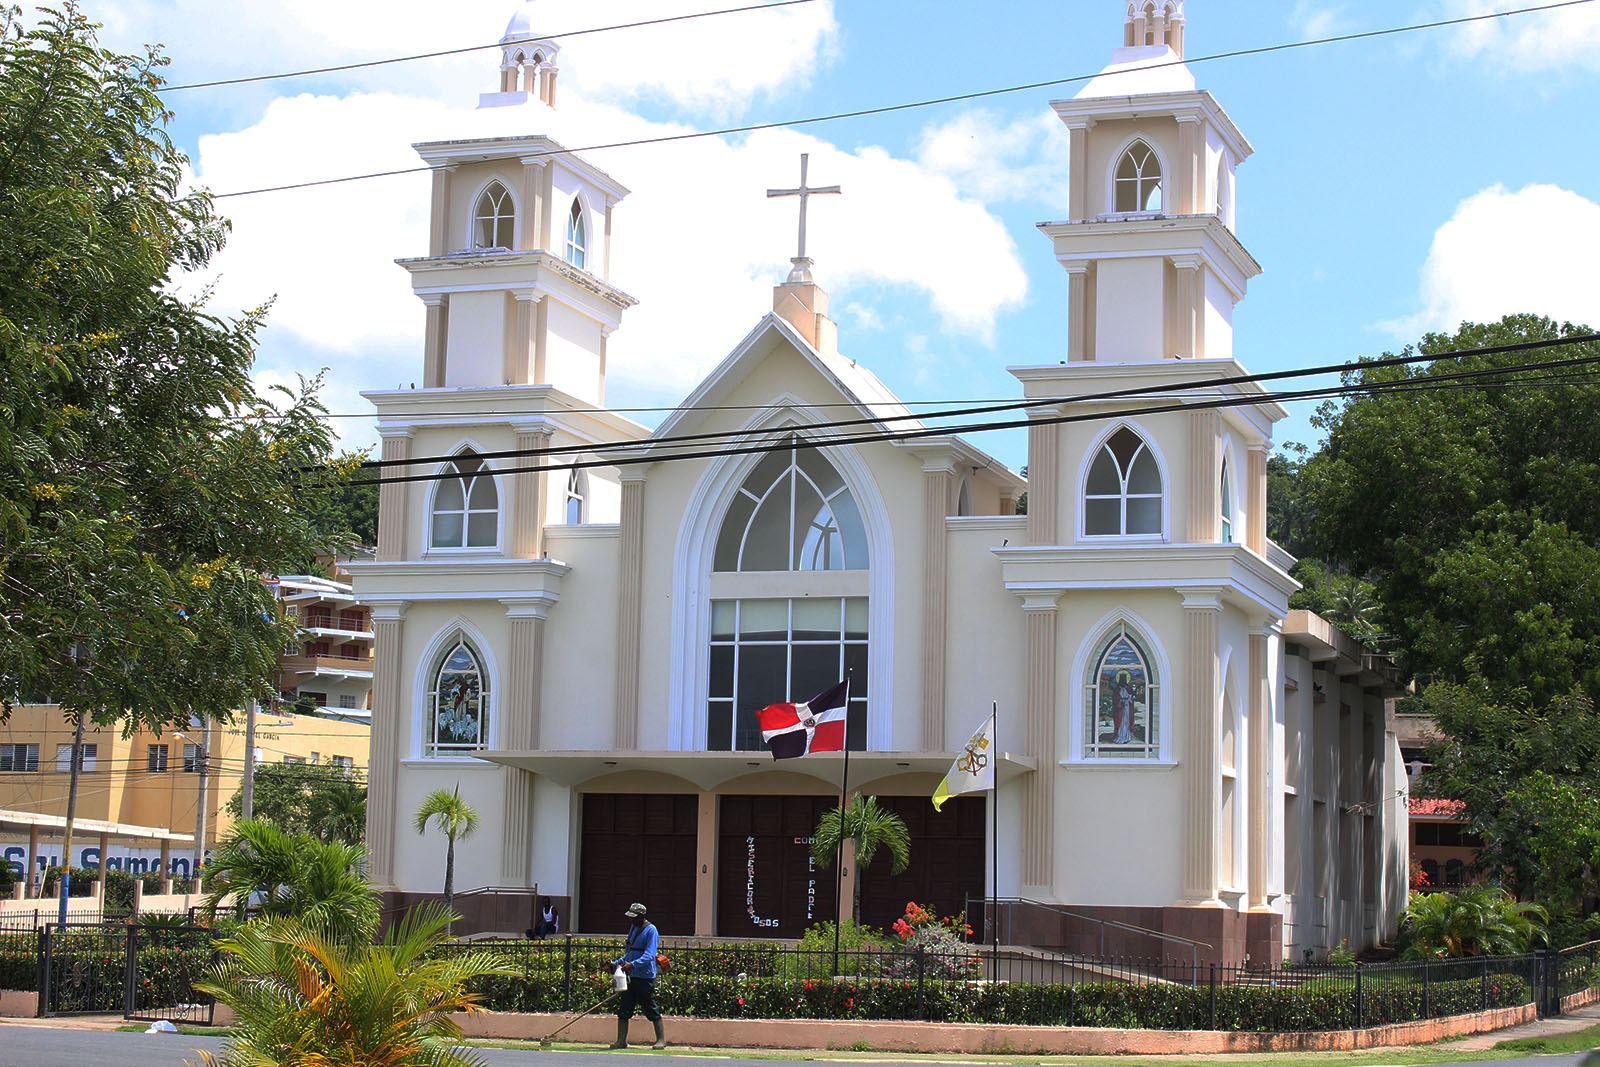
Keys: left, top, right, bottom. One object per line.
{"left": 0, "top": 704, "right": 369, "bottom": 892}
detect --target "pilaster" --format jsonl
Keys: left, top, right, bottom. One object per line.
{"left": 511, "top": 428, "right": 552, "bottom": 560}
{"left": 613, "top": 472, "right": 647, "bottom": 750}
{"left": 1176, "top": 117, "right": 1203, "bottom": 216}
{"left": 1186, "top": 409, "right": 1219, "bottom": 543}
{"left": 1025, "top": 417, "right": 1060, "bottom": 546}
{"left": 920, "top": 459, "right": 957, "bottom": 751}
{"left": 1246, "top": 446, "right": 1268, "bottom": 555}
{"left": 604, "top": 199, "right": 615, "bottom": 282}
{"left": 1019, "top": 591, "right": 1062, "bottom": 892}
{"left": 520, "top": 159, "right": 546, "bottom": 252}
{"left": 507, "top": 293, "right": 539, "bottom": 385}
{"left": 538, "top": 162, "right": 555, "bottom": 251}
{"left": 1180, "top": 588, "right": 1222, "bottom": 902}
{"left": 1067, "top": 123, "right": 1091, "bottom": 221}
{"left": 365, "top": 600, "right": 410, "bottom": 890}
{"left": 1247, "top": 626, "right": 1271, "bottom": 909}
{"left": 375, "top": 432, "right": 413, "bottom": 563}
{"left": 422, "top": 295, "right": 449, "bottom": 389}
{"left": 499, "top": 597, "right": 553, "bottom": 885}
{"left": 428, "top": 167, "right": 452, "bottom": 257}
{"left": 694, "top": 791, "right": 716, "bottom": 936}
{"left": 1172, "top": 256, "right": 1203, "bottom": 360}
{"left": 1065, "top": 262, "right": 1094, "bottom": 363}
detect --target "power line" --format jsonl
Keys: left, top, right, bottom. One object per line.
{"left": 159, "top": 1, "right": 820, "bottom": 92}
{"left": 317, "top": 340, "right": 1600, "bottom": 490}
{"left": 211, "top": 0, "right": 1598, "bottom": 199}
{"left": 326, "top": 333, "right": 1600, "bottom": 477}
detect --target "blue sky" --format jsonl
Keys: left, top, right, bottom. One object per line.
{"left": 67, "top": 0, "right": 1600, "bottom": 469}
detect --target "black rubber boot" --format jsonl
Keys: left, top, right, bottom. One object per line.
{"left": 609, "top": 1016, "right": 628, "bottom": 1049}
{"left": 652, "top": 1018, "right": 667, "bottom": 1050}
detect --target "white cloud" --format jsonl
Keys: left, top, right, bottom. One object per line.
{"left": 915, "top": 109, "right": 1071, "bottom": 209}
{"left": 1288, "top": 2, "right": 1349, "bottom": 42}
{"left": 76, "top": 0, "right": 837, "bottom": 118}
{"left": 1382, "top": 183, "right": 1600, "bottom": 336}
{"left": 1441, "top": 0, "right": 1600, "bottom": 73}
{"left": 185, "top": 82, "right": 1030, "bottom": 400}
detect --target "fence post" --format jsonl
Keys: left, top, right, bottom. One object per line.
{"left": 1208, "top": 963, "right": 1217, "bottom": 1030}
{"left": 1481, "top": 957, "right": 1488, "bottom": 1011}
{"left": 562, "top": 935, "right": 573, "bottom": 1011}
{"left": 35, "top": 928, "right": 48, "bottom": 1018}
{"left": 916, "top": 945, "right": 927, "bottom": 1021}
{"left": 1422, "top": 957, "right": 1431, "bottom": 1018}
{"left": 1355, "top": 962, "right": 1364, "bottom": 1029}
{"left": 124, "top": 923, "right": 138, "bottom": 1018}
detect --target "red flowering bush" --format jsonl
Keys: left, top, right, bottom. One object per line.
{"left": 887, "top": 901, "right": 980, "bottom": 981}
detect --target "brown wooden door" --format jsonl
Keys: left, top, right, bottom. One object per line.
{"left": 716, "top": 795, "right": 839, "bottom": 938}
{"left": 857, "top": 794, "right": 987, "bottom": 933}
{"left": 578, "top": 794, "right": 697, "bottom": 935}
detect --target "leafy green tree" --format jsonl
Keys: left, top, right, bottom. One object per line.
{"left": 1500, "top": 772, "right": 1600, "bottom": 912}
{"left": 0, "top": 5, "right": 346, "bottom": 731}
{"left": 1398, "top": 884, "right": 1548, "bottom": 959}
{"left": 1304, "top": 315, "right": 1600, "bottom": 702}
{"left": 202, "top": 818, "right": 378, "bottom": 943}
{"left": 1265, "top": 444, "right": 1315, "bottom": 559}
{"left": 225, "top": 763, "right": 367, "bottom": 846}
{"left": 194, "top": 902, "right": 514, "bottom": 1067}
{"left": 1417, "top": 682, "right": 1600, "bottom": 899}
{"left": 413, "top": 786, "right": 480, "bottom": 911}
{"left": 811, "top": 794, "right": 911, "bottom": 924}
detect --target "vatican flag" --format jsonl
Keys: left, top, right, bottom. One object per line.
{"left": 932, "top": 710, "right": 996, "bottom": 811}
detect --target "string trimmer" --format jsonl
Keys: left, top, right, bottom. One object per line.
{"left": 537, "top": 990, "right": 621, "bottom": 1049}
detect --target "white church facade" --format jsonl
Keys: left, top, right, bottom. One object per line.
{"left": 352, "top": 1, "right": 1409, "bottom": 966}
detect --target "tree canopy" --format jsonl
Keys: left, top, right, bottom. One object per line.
{"left": 225, "top": 763, "right": 367, "bottom": 846}
{"left": 0, "top": 5, "right": 345, "bottom": 731}
{"left": 1304, "top": 315, "right": 1600, "bottom": 702}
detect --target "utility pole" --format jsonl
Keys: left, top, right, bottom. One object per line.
{"left": 195, "top": 716, "right": 210, "bottom": 887}
{"left": 56, "top": 714, "right": 85, "bottom": 925}
{"left": 241, "top": 698, "right": 257, "bottom": 820}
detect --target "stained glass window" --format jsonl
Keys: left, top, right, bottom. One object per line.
{"left": 1084, "top": 426, "right": 1162, "bottom": 536}
{"left": 428, "top": 638, "right": 489, "bottom": 754}
{"left": 1084, "top": 623, "right": 1160, "bottom": 759}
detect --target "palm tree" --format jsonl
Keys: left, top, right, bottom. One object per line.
{"left": 1400, "top": 884, "right": 1549, "bottom": 959}
{"left": 413, "top": 785, "right": 481, "bottom": 911}
{"left": 202, "top": 818, "right": 378, "bottom": 944}
{"left": 811, "top": 794, "right": 911, "bottom": 923}
{"left": 193, "top": 901, "right": 515, "bottom": 1067}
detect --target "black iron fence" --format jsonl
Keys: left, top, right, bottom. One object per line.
{"left": 436, "top": 935, "right": 1600, "bottom": 1030}
{"left": 31, "top": 921, "right": 215, "bottom": 1023}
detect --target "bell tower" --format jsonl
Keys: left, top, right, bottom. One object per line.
{"left": 1043, "top": 0, "right": 1256, "bottom": 362}
{"left": 481, "top": 1, "right": 560, "bottom": 109}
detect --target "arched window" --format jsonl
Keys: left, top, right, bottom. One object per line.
{"left": 431, "top": 451, "right": 499, "bottom": 549}
{"left": 956, "top": 477, "right": 973, "bottom": 517}
{"left": 427, "top": 637, "right": 489, "bottom": 754}
{"left": 564, "top": 468, "right": 587, "bottom": 524}
{"left": 472, "top": 182, "right": 515, "bottom": 250}
{"left": 1220, "top": 458, "right": 1234, "bottom": 543}
{"left": 1084, "top": 426, "right": 1162, "bottom": 536}
{"left": 1084, "top": 622, "right": 1161, "bottom": 759}
{"left": 565, "top": 199, "right": 586, "bottom": 268}
{"left": 707, "top": 438, "right": 869, "bottom": 752}
{"left": 1114, "top": 141, "right": 1163, "bottom": 213}
{"left": 713, "top": 437, "right": 869, "bottom": 572}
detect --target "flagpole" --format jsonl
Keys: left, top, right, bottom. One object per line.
{"left": 832, "top": 677, "right": 851, "bottom": 976}
{"left": 991, "top": 702, "right": 999, "bottom": 978}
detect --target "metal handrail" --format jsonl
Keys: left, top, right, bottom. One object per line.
{"left": 968, "top": 895, "right": 1213, "bottom": 965}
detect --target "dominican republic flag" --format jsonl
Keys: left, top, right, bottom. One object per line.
{"left": 756, "top": 680, "right": 849, "bottom": 759}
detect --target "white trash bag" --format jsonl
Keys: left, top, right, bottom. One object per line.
{"left": 144, "top": 1019, "right": 179, "bottom": 1034}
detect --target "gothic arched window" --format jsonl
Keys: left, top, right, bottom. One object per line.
{"left": 431, "top": 451, "right": 499, "bottom": 549}
{"left": 565, "top": 199, "right": 586, "bottom": 269}
{"left": 564, "top": 468, "right": 587, "bottom": 524}
{"left": 472, "top": 182, "right": 515, "bottom": 250}
{"left": 1084, "top": 426, "right": 1162, "bottom": 536}
{"left": 1114, "top": 141, "right": 1163, "bottom": 214}
{"left": 1084, "top": 622, "right": 1160, "bottom": 759}
{"left": 427, "top": 637, "right": 489, "bottom": 754}
{"left": 707, "top": 438, "right": 869, "bottom": 753}
{"left": 1220, "top": 458, "right": 1234, "bottom": 543}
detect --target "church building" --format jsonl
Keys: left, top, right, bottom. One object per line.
{"left": 352, "top": 0, "right": 1409, "bottom": 966}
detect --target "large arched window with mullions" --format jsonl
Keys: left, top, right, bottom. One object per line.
{"left": 1083, "top": 425, "right": 1163, "bottom": 537}
{"left": 707, "top": 438, "right": 869, "bottom": 752}
{"left": 472, "top": 182, "right": 515, "bottom": 250}
{"left": 430, "top": 450, "right": 499, "bottom": 549}
{"left": 1113, "top": 139, "right": 1163, "bottom": 214}
{"left": 427, "top": 635, "right": 490, "bottom": 755}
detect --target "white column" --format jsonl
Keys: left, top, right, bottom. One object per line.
{"left": 1247, "top": 626, "right": 1271, "bottom": 909}
{"left": 1186, "top": 409, "right": 1219, "bottom": 543}
{"left": 1067, "top": 123, "right": 1091, "bottom": 221}
{"left": 428, "top": 167, "right": 452, "bottom": 257}
{"left": 921, "top": 457, "right": 957, "bottom": 751}
{"left": 511, "top": 426, "right": 551, "bottom": 560}
{"left": 1180, "top": 587, "right": 1222, "bottom": 903}
{"left": 499, "top": 596, "right": 554, "bottom": 886}
{"left": 520, "top": 159, "right": 546, "bottom": 252}
{"left": 1025, "top": 416, "right": 1060, "bottom": 546}
{"left": 613, "top": 471, "right": 646, "bottom": 749}
{"left": 1065, "top": 262, "right": 1094, "bottom": 363}
{"left": 375, "top": 431, "right": 413, "bottom": 563}
{"left": 365, "top": 600, "right": 410, "bottom": 890}
{"left": 1019, "top": 591, "right": 1062, "bottom": 893}
{"left": 422, "top": 296, "right": 449, "bottom": 388}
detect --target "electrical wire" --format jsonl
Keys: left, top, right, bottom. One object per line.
{"left": 210, "top": 0, "right": 1599, "bottom": 199}
{"left": 306, "top": 334, "right": 1600, "bottom": 486}
{"left": 159, "top": 1, "right": 820, "bottom": 92}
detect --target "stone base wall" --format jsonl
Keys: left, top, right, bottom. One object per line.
{"left": 995, "top": 902, "right": 1284, "bottom": 968}
{"left": 455, "top": 1001, "right": 1537, "bottom": 1053}
{"left": 380, "top": 889, "right": 568, "bottom": 938}
{"left": 1561, "top": 985, "right": 1600, "bottom": 1013}
{"left": 0, "top": 989, "right": 38, "bottom": 1017}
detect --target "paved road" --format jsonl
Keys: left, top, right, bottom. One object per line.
{"left": 0, "top": 1026, "right": 1589, "bottom": 1067}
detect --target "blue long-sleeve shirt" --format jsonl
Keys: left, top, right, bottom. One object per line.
{"left": 612, "top": 921, "right": 659, "bottom": 979}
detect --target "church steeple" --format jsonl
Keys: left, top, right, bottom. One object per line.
{"left": 767, "top": 153, "right": 842, "bottom": 354}
{"left": 481, "top": 1, "right": 560, "bottom": 109}
{"left": 1123, "top": 1, "right": 1185, "bottom": 58}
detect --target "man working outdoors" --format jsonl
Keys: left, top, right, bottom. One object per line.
{"left": 609, "top": 901, "right": 666, "bottom": 1049}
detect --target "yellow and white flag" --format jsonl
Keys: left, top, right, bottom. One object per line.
{"left": 932, "top": 711, "right": 995, "bottom": 811}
